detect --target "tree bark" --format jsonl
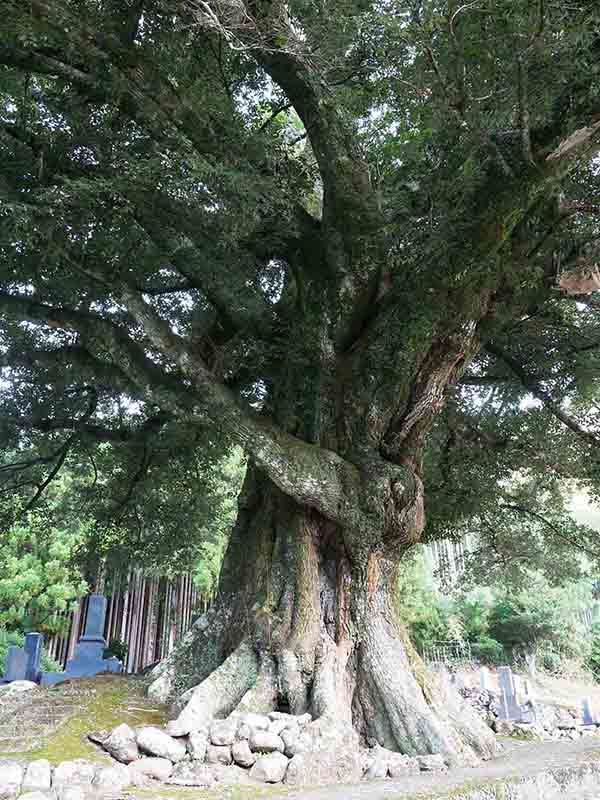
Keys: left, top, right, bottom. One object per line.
{"left": 151, "top": 462, "right": 495, "bottom": 765}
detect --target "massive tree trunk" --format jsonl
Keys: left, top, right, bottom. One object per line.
{"left": 150, "top": 458, "right": 495, "bottom": 766}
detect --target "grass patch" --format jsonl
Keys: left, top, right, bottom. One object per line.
{"left": 0, "top": 675, "right": 166, "bottom": 764}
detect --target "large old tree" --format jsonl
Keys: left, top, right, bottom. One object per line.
{"left": 2, "top": 0, "right": 600, "bottom": 764}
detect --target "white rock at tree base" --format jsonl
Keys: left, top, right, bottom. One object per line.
{"left": 136, "top": 726, "right": 187, "bottom": 762}
{"left": 102, "top": 722, "right": 139, "bottom": 763}
{"left": 166, "top": 762, "right": 215, "bottom": 787}
{"left": 388, "top": 753, "right": 420, "bottom": 778}
{"left": 232, "top": 739, "right": 257, "bottom": 767}
{"left": 52, "top": 760, "right": 96, "bottom": 787}
{"left": 128, "top": 757, "right": 173, "bottom": 783}
{"left": 280, "top": 726, "right": 299, "bottom": 756}
{"left": 210, "top": 718, "right": 238, "bottom": 746}
{"left": 0, "top": 680, "right": 37, "bottom": 697}
{"left": 417, "top": 754, "right": 448, "bottom": 772}
{"left": 0, "top": 761, "right": 23, "bottom": 799}
{"left": 92, "top": 763, "right": 130, "bottom": 791}
{"left": 22, "top": 760, "right": 52, "bottom": 793}
{"left": 249, "top": 730, "right": 285, "bottom": 753}
{"left": 187, "top": 730, "right": 208, "bottom": 760}
{"left": 241, "top": 713, "right": 270, "bottom": 731}
{"left": 250, "top": 752, "right": 289, "bottom": 783}
{"left": 206, "top": 744, "right": 233, "bottom": 765}
{"left": 284, "top": 720, "right": 361, "bottom": 785}
{"left": 363, "top": 751, "right": 388, "bottom": 780}
{"left": 209, "top": 764, "right": 258, "bottom": 785}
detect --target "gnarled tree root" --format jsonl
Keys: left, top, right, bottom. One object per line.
{"left": 162, "top": 620, "right": 496, "bottom": 767}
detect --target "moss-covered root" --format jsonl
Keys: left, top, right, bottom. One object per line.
{"left": 166, "top": 640, "right": 259, "bottom": 736}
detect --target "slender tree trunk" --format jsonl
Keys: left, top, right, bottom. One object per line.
{"left": 150, "top": 462, "right": 495, "bottom": 765}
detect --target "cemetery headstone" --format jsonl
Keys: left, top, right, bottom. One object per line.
{"left": 24, "top": 633, "right": 43, "bottom": 683}
{"left": 479, "top": 667, "right": 491, "bottom": 692}
{"left": 498, "top": 666, "right": 521, "bottom": 721}
{"left": 582, "top": 697, "right": 596, "bottom": 725}
{"left": 4, "top": 646, "right": 27, "bottom": 682}
{"left": 512, "top": 674, "right": 522, "bottom": 701}
{"left": 41, "top": 594, "right": 123, "bottom": 686}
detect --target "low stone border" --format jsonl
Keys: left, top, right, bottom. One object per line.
{"left": 0, "top": 709, "right": 450, "bottom": 799}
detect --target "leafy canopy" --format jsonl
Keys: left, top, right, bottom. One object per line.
{"left": 1, "top": 0, "right": 600, "bottom": 579}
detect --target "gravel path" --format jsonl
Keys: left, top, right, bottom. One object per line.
{"left": 271, "top": 738, "right": 600, "bottom": 800}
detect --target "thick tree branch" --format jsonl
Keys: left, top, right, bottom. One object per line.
{"left": 0, "top": 345, "right": 139, "bottom": 395}
{"left": 486, "top": 342, "right": 600, "bottom": 448}
{"left": 0, "top": 290, "right": 383, "bottom": 536}
{"left": 24, "top": 434, "right": 74, "bottom": 512}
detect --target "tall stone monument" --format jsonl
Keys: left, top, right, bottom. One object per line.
{"left": 582, "top": 696, "right": 597, "bottom": 725}
{"left": 497, "top": 666, "right": 522, "bottom": 721}
{"left": 24, "top": 632, "right": 43, "bottom": 683}
{"left": 41, "top": 594, "right": 123, "bottom": 686}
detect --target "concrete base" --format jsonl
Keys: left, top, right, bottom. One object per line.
{"left": 40, "top": 640, "right": 122, "bottom": 686}
{"left": 41, "top": 656, "right": 122, "bottom": 686}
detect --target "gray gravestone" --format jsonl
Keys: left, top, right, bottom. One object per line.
{"left": 4, "top": 646, "right": 27, "bottom": 682}
{"left": 512, "top": 674, "right": 522, "bottom": 700}
{"left": 498, "top": 666, "right": 521, "bottom": 721}
{"left": 81, "top": 594, "right": 107, "bottom": 642}
{"left": 24, "top": 632, "right": 43, "bottom": 683}
{"left": 41, "top": 594, "right": 122, "bottom": 686}
{"left": 582, "top": 697, "right": 596, "bottom": 725}
{"left": 479, "top": 667, "right": 491, "bottom": 692}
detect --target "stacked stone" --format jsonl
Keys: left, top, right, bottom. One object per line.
{"left": 0, "top": 709, "right": 451, "bottom": 798}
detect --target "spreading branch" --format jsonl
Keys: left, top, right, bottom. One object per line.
{"left": 486, "top": 342, "right": 600, "bottom": 448}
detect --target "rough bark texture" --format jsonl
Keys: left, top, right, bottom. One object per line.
{"left": 151, "top": 464, "right": 495, "bottom": 765}
{"left": 8, "top": 0, "right": 600, "bottom": 774}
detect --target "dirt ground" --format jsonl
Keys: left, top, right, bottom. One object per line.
{"left": 0, "top": 675, "right": 166, "bottom": 762}
{"left": 4, "top": 672, "right": 600, "bottom": 799}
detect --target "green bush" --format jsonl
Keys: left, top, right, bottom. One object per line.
{"left": 538, "top": 649, "right": 562, "bottom": 674}
{"left": 470, "top": 635, "right": 505, "bottom": 665}
{"left": 586, "top": 623, "right": 600, "bottom": 680}
{"left": 487, "top": 596, "right": 560, "bottom": 654}
{"left": 0, "top": 497, "right": 87, "bottom": 634}
{"left": 103, "top": 638, "right": 128, "bottom": 663}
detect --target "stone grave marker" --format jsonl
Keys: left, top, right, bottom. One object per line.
{"left": 498, "top": 666, "right": 522, "bottom": 721}
{"left": 582, "top": 697, "right": 596, "bottom": 725}
{"left": 4, "top": 646, "right": 27, "bottom": 682}
{"left": 24, "top": 632, "right": 43, "bottom": 683}
{"left": 512, "top": 674, "right": 523, "bottom": 701}
{"left": 479, "top": 667, "right": 491, "bottom": 692}
{"left": 41, "top": 594, "right": 123, "bottom": 686}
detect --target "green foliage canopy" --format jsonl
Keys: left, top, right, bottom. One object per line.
{"left": 1, "top": 0, "right": 600, "bottom": 583}
{"left": 0, "top": 492, "right": 87, "bottom": 633}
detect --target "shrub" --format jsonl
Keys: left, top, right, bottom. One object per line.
{"left": 470, "top": 635, "right": 505, "bottom": 665}
{"left": 538, "top": 648, "right": 562, "bottom": 674}
{"left": 103, "top": 638, "right": 128, "bottom": 663}
{"left": 586, "top": 623, "right": 600, "bottom": 680}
